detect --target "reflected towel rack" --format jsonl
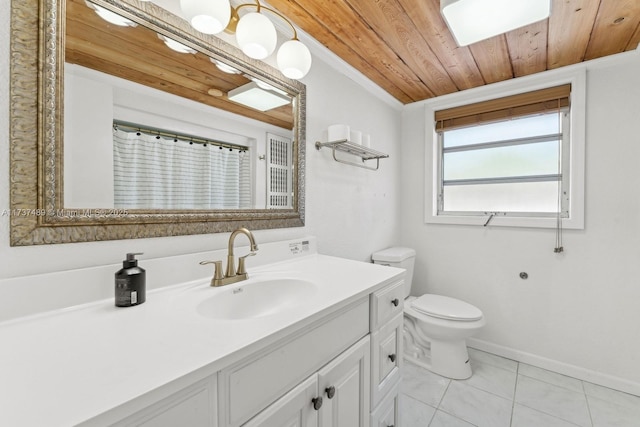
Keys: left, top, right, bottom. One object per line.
{"left": 315, "top": 139, "right": 389, "bottom": 171}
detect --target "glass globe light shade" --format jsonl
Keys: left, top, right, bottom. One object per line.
{"left": 236, "top": 12, "right": 277, "bottom": 59}
{"left": 277, "top": 39, "right": 312, "bottom": 79}
{"left": 180, "top": 0, "right": 231, "bottom": 35}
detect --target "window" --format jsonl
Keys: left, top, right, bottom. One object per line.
{"left": 425, "top": 70, "right": 585, "bottom": 229}
{"left": 439, "top": 110, "right": 569, "bottom": 216}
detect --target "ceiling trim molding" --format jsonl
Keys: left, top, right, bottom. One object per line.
{"left": 418, "top": 48, "right": 640, "bottom": 110}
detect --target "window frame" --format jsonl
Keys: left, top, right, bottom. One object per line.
{"left": 424, "top": 68, "right": 586, "bottom": 229}
{"left": 437, "top": 109, "right": 570, "bottom": 217}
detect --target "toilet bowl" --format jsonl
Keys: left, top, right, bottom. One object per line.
{"left": 372, "top": 247, "right": 485, "bottom": 380}
{"left": 404, "top": 295, "right": 485, "bottom": 379}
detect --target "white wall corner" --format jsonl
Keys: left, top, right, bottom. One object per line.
{"left": 295, "top": 27, "right": 404, "bottom": 112}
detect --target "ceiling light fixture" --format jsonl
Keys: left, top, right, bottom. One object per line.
{"left": 441, "top": 0, "right": 551, "bottom": 46}
{"left": 180, "top": 0, "right": 312, "bottom": 80}
{"left": 180, "top": 0, "right": 231, "bottom": 34}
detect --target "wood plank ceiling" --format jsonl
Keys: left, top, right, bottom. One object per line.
{"left": 266, "top": 0, "right": 640, "bottom": 104}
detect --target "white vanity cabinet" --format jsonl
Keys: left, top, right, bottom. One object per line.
{"left": 95, "top": 281, "right": 404, "bottom": 427}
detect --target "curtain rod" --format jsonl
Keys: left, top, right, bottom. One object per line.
{"left": 113, "top": 120, "right": 249, "bottom": 152}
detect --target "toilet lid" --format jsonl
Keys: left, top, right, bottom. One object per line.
{"left": 411, "top": 294, "right": 483, "bottom": 321}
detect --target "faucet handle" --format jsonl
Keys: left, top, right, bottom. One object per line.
{"left": 237, "top": 252, "right": 257, "bottom": 275}
{"left": 199, "top": 260, "right": 224, "bottom": 281}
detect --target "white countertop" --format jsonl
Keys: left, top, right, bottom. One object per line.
{"left": 0, "top": 253, "right": 403, "bottom": 427}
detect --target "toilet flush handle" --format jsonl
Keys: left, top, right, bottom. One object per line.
{"left": 391, "top": 298, "right": 399, "bottom": 307}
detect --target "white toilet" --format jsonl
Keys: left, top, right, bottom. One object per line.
{"left": 372, "top": 247, "right": 486, "bottom": 379}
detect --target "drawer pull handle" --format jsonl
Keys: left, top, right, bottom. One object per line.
{"left": 391, "top": 298, "right": 399, "bottom": 307}
{"left": 388, "top": 354, "right": 397, "bottom": 362}
{"left": 312, "top": 397, "right": 323, "bottom": 410}
{"left": 325, "top": 386, "right": 336, "bottom": 399}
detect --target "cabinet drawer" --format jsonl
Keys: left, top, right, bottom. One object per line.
{"left": 242, "top": 374, "right": 318, "bottom": 427}
{"left": 219, "top": 298, "right": 369, "bottom": 427}
{"left": 112, "top": 376, "right": 217, "bottom": 427}
{"left": 370, "top": 382, "right": 399, "bottom": 427}
{"left": 371, "top": 313, "right": 403, "bottom": 407}
{"left": 370, "top": 281, "right": 404, "bottom": 331}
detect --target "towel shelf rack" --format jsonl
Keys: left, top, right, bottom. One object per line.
{"left": 315, "top": 139, "right": 389, "bottom": 171}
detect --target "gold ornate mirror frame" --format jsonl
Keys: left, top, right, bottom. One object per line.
{"left": 9, "top": 0, "right": 306, "bottom": 246}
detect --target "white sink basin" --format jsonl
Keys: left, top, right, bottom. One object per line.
{"left": 196, "top": 278, "right": 318, "bottom": 320}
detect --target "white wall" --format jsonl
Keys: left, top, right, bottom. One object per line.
{"left": 0, "top": 4, "right": 401, "bottom": 292}
{"left": 400, "top": 51, "right": 640, "bottom": 395}
{"left": 64, "top": 69, "right": 115, "bottom": 208}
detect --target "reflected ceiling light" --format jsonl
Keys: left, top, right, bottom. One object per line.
{"left": 441, "top": 0, "right": 551, "bottom": 46}
{"left": 182, "top": 0, "right": 312, "bottom": 80}
{"left": 228, "top": 82, "right": 291, "bottom": 111}
{"left": 180, "top": 0, "right": 231, "bottom": 34}
{"left": 250, "top": 77, "right": 288, "bottom": 96}
{"left": 211, "top": 58, "right": 242, "bottom": 74}
{"left": 158, "top": 35, "right": 196, "bottom": 54}
{"left": 85, "top": 1, "right": 137, "bottom": 27}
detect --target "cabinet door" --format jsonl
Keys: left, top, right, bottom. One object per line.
{"left": 243, "top": 375, "right": 319, "bottom": 427}
{"left": 317, "top": 336, "right": 370, "bottom": 427}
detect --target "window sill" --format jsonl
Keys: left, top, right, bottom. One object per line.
{"left": 425, "top": 213, "right": 583, "bottom": 230}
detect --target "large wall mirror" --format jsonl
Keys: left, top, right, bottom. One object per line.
{"left": 9, "top": 0, "right": 306, "bottom": 246}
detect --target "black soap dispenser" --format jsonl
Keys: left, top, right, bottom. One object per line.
{"left": 115, "top": 253, "right": 146, "bottom": 307}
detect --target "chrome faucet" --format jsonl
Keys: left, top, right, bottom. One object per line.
{"left": 200, "top": 227, "right": 258, "bottom": 287}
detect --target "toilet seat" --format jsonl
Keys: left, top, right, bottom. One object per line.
{"left": 411, "top": 294, "right": 483, "bottom": 321}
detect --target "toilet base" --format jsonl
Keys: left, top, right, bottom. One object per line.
{"left": 404, "top": 314, "right": 473, "bottom": 380}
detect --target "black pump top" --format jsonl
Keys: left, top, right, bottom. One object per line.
{"left": 123, "top": 252, "right": 143, "bottom": 268}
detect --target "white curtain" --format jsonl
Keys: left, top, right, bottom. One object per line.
{"left": 113, "top": 129, "right": 251, "bottom": 209}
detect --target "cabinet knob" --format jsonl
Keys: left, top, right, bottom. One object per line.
{"left": 388, "top": 354, "right": 396, "bottom": 363}
{"left": 391, "top": 298, "right": 399, "bottom": 307}
{"left": 325, "top": 386, "right": 336, "bottom": 399}
{"left": 312, "top": 397, "right": 323, "bottom": 410}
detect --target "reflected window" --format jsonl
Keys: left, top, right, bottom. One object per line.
{"left": 113, "top": 124, "right": 251, "bottom": 210}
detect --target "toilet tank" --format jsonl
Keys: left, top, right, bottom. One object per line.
{"left": 371, "top": 247, "right": 416, "bottom": 298}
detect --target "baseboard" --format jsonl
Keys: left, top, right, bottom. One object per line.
{"left": 467, "top": 338, "right": 640, "bottom": 398}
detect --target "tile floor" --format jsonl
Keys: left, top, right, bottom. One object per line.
{"left": 400, "top": 348, "right": 640, "bottom": 427}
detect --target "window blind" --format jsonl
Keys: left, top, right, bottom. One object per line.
{"left": 435, "top": 84, "right": 571, "bottom": 131}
